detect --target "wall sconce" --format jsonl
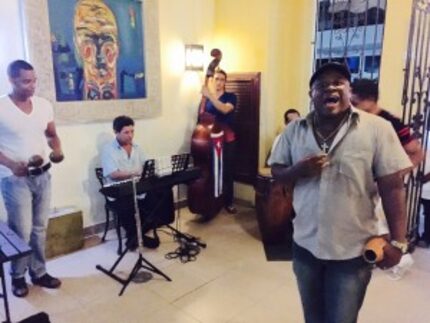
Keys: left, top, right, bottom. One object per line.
{"left": 185, "top": 44, "right": 204, "bottom": 71}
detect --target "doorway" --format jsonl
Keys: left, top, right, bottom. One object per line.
{"left": 226, "top": 72, "right": 261, "bottom": 185}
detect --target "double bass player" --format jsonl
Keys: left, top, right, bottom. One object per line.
{"left": 200, "top": 69, "right": 237, "bottom": 214}
{"left": 188, "top": 49, "right": 238, "bottom": 219}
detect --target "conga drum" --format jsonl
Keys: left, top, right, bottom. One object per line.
{"left": 255, "top": 168, "right": 294, "bottom": 245}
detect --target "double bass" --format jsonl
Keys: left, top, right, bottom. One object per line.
{"left": 187, "top": 49, "right": 224, "bottom": 220}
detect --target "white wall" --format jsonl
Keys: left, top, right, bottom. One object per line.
{"left": 0, "top": 0, "right": 217, "bottom": 227}
{"left": 0, "top": 1, "right": 25, "bottom": 94}
{"left": 0, "top": 1, "right": 26, "bottom": 220}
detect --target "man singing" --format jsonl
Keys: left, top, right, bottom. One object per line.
{"left": 270, "top": 63, "right": 411, "bottom": 323}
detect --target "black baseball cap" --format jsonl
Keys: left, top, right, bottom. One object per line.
{"left": 309, "top": 62, "right": 351, "bottom": 87}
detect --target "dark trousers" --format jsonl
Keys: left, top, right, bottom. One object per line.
{"left": 113, "top": 189, "right": 174, "bottom": 240}
{"left": 421, "top": 198, "right": 430, "bottom": 242}
{"left": 292, "top": 242, "right": 372, "bottom": 323}
{"left": 223, "top": 141, "right": 236, "bottom": 207}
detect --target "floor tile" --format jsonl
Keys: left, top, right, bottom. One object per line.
{"left": 5, "top": 206, "right": 430, "bottom": 323}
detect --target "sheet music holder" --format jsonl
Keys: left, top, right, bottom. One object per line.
{"left": 141, "top": 153, "right": 190, "bottom": 179}
{"left": 141, "top": 158, "right": 155, "bottom": 179}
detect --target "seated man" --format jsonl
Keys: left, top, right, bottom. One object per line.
{"left": 101, "top": 115, "right": 173, "bottom": 250}
{"left": 284, "top": 108, "right": 301, "bottom": 125}
{"left": 265, "top": 108, "right": 301, "bottom": 166}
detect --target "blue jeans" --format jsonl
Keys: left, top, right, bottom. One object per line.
{"left": 1, "top": 172, "right": 51, "bottom": 279}
{"left": 292, "top": 242, "right": 372, "bottom": 323}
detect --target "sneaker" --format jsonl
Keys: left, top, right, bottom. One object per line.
{"left": 142, "top": 235, "right": 160, "bottom": 249}
{"left": 225, "top": 205, "right": 237, "bottom": 214}
{"left": 31, "top": 273, "right": 61, "bottom": 289}
{"left": 12, "top": 277, "right": 28, "bottom": 298}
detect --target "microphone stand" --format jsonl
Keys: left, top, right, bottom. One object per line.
{"left": 96, "top": 177, "right": 171, "bottom": 296}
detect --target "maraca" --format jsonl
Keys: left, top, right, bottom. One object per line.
{"left": 28, "top": 155, "right": 44, "bottom": 168}
{"left": 49, "top": 151, "right": 64, "bottom": 163}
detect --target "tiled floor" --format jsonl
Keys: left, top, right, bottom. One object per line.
{"left": 4, "top": 206, "right": 430, "bottom": 323}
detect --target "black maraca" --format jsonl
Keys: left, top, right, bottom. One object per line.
{"left": 49, "top": 151, "right": 64, "bottom": 163}
{"left": 28, "top": 155, "right": 44, "bottom": 168}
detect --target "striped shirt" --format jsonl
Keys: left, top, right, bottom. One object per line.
{"left": 378, "top": 109, "right": 413, "bottom": 145}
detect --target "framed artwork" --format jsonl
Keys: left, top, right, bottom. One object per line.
{"left": 48, "top": 0, "right": 147, "bottom": 101}
{"left": 20, "top": 0, "right": 161, "bottom": 123}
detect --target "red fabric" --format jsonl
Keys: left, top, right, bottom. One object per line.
{"left": 223, "top": 126, "right": 236, "bottom": 143}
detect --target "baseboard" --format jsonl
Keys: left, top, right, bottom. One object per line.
{"left": 83, "top": 222, "right": 108, "bottom": 238}
{"left": 234, "top": 198, "right": 254, "bottom": 208}
{"left": 83, "top": 198, "right": 253, "bottom": 239}
{"left": 83, "top": 199, "right": 189, "bottom": 238}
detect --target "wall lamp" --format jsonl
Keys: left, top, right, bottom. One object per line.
{"left": 184, "top": 44, "right": 204, "bottom": 71}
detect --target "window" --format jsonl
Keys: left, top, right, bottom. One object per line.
{"left": 364, "top": 55, "right": 381, "bottom": 74}
{"left": 314, "top": 0, "right": 387, "bottom": 81}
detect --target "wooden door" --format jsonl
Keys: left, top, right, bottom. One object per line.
{"left": 225, "top": 72, "right": 261, "bottom": 185}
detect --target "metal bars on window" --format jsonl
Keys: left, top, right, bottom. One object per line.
{"left": 313, "top": 0, "right": 387, "bottom": 81}
{"left": 401, "top": 0, "right": 430, "bottom": 246}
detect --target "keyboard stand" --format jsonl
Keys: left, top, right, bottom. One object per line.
{"left": 96, "top": 178, "right": 171, "bottom": 296}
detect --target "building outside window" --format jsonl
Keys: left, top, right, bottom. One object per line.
{"left": 314, "top": 0, "right": 387, "bottom": 81}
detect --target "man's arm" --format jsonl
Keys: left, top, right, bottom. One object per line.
{"left": 0, "top": 152, "right": 27, "bottom": 176}
{"left": 403, "top": 139, "right": 424, "bottom": 167}
{"left": 45, "top": 121, "right": 64, "bottom": 162}
{"left": 382, "top": 112, "right": 423, "bottom": 167}
{"left": 377, "top": 170, "right": 408, "bottom": 268}
{"left": 108, "top": 169, "right": 140, "bottom": 181}
{"left": 201, "top": 86, "right": 234, "bottom": 114}
{"left": 271, "top": 155, "right": 329, "bottom": 184}
{"left": 422, "top": 172, "right": 430, "bottom": 183}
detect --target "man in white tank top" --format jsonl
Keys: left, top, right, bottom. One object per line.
{"left": 0, "top": 60, "right": 64, "bottom": 297}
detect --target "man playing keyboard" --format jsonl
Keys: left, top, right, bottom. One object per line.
{"left": 101, "top": 115, "right": 160, "bottom": 250}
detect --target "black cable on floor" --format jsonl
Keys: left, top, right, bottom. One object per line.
{"left": 165, "top": 233, "right": 202, "bottom": 263}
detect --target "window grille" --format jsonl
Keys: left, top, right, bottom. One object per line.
{"left": 401, "top": 0, "right": 430, "bottom": 246}
{"left": 313, "top": 0, "right": 387, "bottom": 81}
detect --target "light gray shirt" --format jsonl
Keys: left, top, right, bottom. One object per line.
{"left": 101, "top": 139, "right": 146, "bottom": 185}
{"left": 269, "top": 108, "right": 412, "bottom": 260}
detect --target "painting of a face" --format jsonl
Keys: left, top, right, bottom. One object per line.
{"left": 74, "top": 0, "right": 119, "bottom": 100}
{"left": 48, "top": 0, "right": 146, "bottom": 102}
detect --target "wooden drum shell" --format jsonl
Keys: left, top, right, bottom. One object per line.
{"left": 255, "top": 168, "right": 294, "bottom": 245}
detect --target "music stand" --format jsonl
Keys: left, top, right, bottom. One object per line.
{"left": 96, "top": 177, "right": 171, "bottom": 296}
{"left": 141, "top": 158, "right": 156, "bottom": 179}
{"left": 171, "top": 153, "right": 190, "bottom": 173}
